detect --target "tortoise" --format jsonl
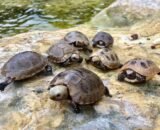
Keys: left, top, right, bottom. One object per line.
{"left": 48, "top": 68, "right": 111, "bottom": 113}
{"left": 0, "top": 51, "right": 52, "bottom": 91}
{"left": 85, "top": 48, "right": 122, "bottom": 71}
{"left": 47, "top": 40, "right": 83, "bottom": 66}
{"left": 63, "top": 31, "right": 92, "bottom": 52}
{"left": 92, "top": 32, "right": 113, "bottom": 48}
{"left": 118, "top": 58, "right": 160, "bottom": 83}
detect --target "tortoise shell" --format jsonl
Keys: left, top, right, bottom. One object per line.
{"left": 92, "top": 32, "right": 113, "bottom": 48}
{"left": 63, "top": 31, "right": 90, "bottom": 50}
{"left": 50, "top": 68, "right": 105, "bottom": 105}
{"left": 47, "top": 40, "right": 81, "bottom": 64}
{"left": 1, "top": 51, "right": 47, "bottom": 80}
{"left": 120, "top": 58, "right": 160, "bottom": 80}
{"left": 89, "top": 49, "right": 121, "bottom": 69}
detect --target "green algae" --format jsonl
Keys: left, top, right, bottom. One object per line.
{"left": 0, "top": 0, "right": 115, "bottom": 38}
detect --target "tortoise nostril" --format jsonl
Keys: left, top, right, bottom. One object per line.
{"left": 56, "top": 94, "right": 60, "bottom": 97}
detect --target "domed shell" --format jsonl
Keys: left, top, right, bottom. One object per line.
{"left": 47, "top": 40, "right": 79, "bottom": 63}
{"left": 90, "top": 49, "right": 121, "bottom": 69}
{"left": 120, "top": 58, "right": 160, "bottom": 80}
{"left": 92, "top": 32, "right": 113, "bottom": 48}
{"left": 50, "top": 68, "right": 105, "bottom": 105}
{"left": 64, "top": 31, "right": 90, "bottom": 46}
{"left": 1, "top": 51, "right": 47, "bottom": 80}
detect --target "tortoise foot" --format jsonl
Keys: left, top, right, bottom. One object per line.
{"left": 71, "top": 102, "right": 80, "bottom": 113}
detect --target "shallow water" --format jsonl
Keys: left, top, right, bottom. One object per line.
{"left": 0, "top": 0, "right": 114, "bottom": 38}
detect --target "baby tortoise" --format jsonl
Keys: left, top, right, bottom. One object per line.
{"left": 47, "top": 40, "right": 83, "bottom": 66}
{"left": 0, "top": 51, "right": 52, "bottom": 91}
{"left": 63, "top": 31, "right": 92, "bottom": 52}
{"left": 86, "top": 48, "right": 122, "bottom": 71}
{"left": 118, "top": 58, "right": 160, "bottom": 83}
{"left": 48, "top": 68, "right": 111, "bottom": 113}
{"left": 92, "top": 32, "right": 113, "bottom": 48}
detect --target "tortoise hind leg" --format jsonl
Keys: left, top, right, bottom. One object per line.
{"left": 136, "top": 75, "right": 146, "bottom": 83}
{"left": 43, "top": 65, "right": 53, "bottom": 76}
{"left": 71, "top": 101, "right": 80, "bottom": 113}
{"left": 85, "top": 57, "right": 91, "bottom": 64}
{"left": 104, "top": 87, "right": 112, "bottom": 97}
{"left": 117, "top": 71, "right": 126, "bottom": 81}
{"left": 0, "top": 78, "right": 13, "bottom": 91}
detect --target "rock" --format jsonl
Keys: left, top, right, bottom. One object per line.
{"left": 0, "top": 25, "right": 160, "bottom": 129}
{"left": 91, "top": 0, "right": 160, "bottom": 36}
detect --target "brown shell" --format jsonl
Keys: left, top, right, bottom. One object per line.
{"left": 92, "top": 32, "right": 113, "bottom": 48}
{"left": 50, "top": 68, "right": 105, "bottom": 105}
{"left": 90, "top": 49, "right": 121, "bottom": 69}
{"left": 47, "top": 40, "right": 79, "bottom": 63}
{"left": 64, "top": 31, "right": 89, "bottom": 46}
{"left": 120, "top": 58, "right": 160, "bottom": 79}
{"left": 1, "top": 51, "right": 47, "bottom": 80}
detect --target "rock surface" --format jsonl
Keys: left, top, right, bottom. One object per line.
{"left": 0, "top": 0, "right": 160, "bottom": 129}
{"left": 0, "top": 24, "right": 160, "bottom": 129}
{"left": 91, "top": 0, "right": 160, "bottom": 36}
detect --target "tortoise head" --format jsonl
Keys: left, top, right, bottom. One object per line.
{"left": 49, "top": 85, "right": 69, "bottom": 101}
{"left": 69, "top": 53, "right": 83, "bottom": 63}
{"left": 88, "top": 56, "right": 107, "bottom": 70}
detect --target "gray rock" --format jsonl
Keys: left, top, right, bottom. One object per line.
{"left": 91, "top": 0, "right": 160, "bottom": 28}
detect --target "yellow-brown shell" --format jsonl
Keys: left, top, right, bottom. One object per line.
{"left": 50, "top": 68, "right": 105, "bottom": 105}
{"left": 90, "top": 48, "right": 121, "bottom": 69}
{"left": 120, "top": 58, "right": 160, "bottom": 80}
{"left": 1, "top": 51, "right": 47, "bottom": 80}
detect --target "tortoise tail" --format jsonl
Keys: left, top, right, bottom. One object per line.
{"left": 0, "top": 78, "right": 13, "bottom": 91}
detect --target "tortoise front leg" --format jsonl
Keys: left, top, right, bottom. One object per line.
{"left": 0, "top": 78, "right": 13, "bottom": 91}
{"left": 71, "top": 101, "right": 80, "bottom": 113}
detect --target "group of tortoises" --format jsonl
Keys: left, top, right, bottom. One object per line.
{"left": 0, "top": 31, "right": 160, "bottom": 113}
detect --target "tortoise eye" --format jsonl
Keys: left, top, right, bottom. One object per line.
{"left": 71, "top": 54, "right": 79, "bottom": 61}
{"left": 98, "top": 41, "right": 105, "bottom": 46}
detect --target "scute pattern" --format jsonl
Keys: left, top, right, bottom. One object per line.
{"left": 64, "top": 31, "right": 89, "bottom": 46}
{"left": 90, "top": 49, "right": 121, "bottom": 69}
{"left": 47, "top": 41, "right": 78, "bottom": 63}
{"left": 1, "top": 51, "right": 47, "bottom": 80}
{"left": 50, "top": 68, "right": 105, "bottom": 105}
{"left": 92, "top": 32, "right": 113, "bottom": 48}
{"left": 120, "top": 58, "right": 160, "bottom": 80}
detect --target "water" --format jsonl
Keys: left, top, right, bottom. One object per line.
{"left": 0, "top": 0, "right": 114, "bottom": 38}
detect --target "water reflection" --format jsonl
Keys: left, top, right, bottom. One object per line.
{"left": 0, "top": 0, "right": 114, "bottom": 37}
